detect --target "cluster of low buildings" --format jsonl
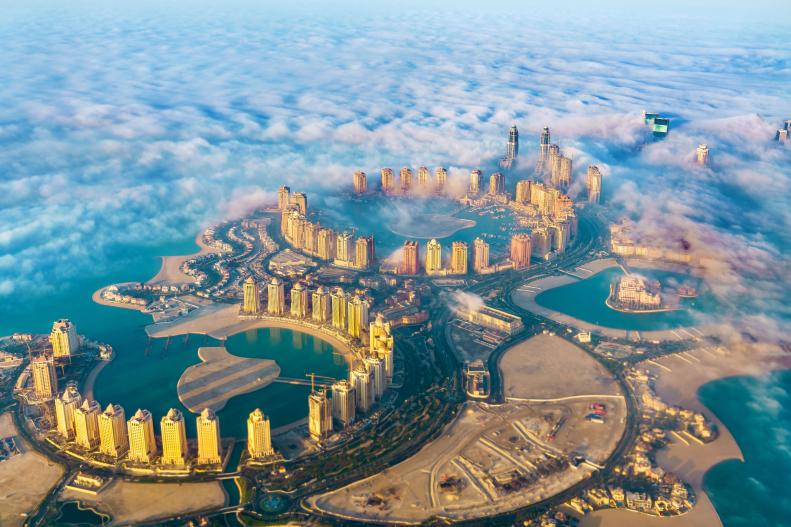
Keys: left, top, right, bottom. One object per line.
{"left": 608, "top": 275, "right": 664, "bottom": 312}
{"left": 568, "top": 479, "right": 692, "bottom": 517}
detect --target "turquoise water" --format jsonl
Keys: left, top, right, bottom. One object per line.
{"left": 316, "top": 194, "right": 521, "bottom": 256}
{"left": 94, "top": 327, "right": 348, "bottom": 438}
{"left": 534, "top": 267, "right": 711, "bottom": 331}
{"left": 0, "top": 236, "right": 348, "bottom": 439}
{"left": 700, "top": 370, "right": 791, "bottom": 527}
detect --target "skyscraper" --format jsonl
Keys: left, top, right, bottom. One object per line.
{"left": 515, "top": 179, "right": 532, "bottom": 204}
{"left": 160, "top": 408, "right": 188, "bottom": 466}
{"left": 290, "top": 282, "right": 309, "bottom": 318}
{"left": 291, "top": 192, "right": 308, "bottom": 214}
{"left": 31, "top": 355, "right": 58, "bottom": 400}
{"left": 242, "top": 277, "right": 261, "bottom": 315}
{"left": 347, "top": 296, "right": 370, "bottom": 338}
{"left": 401, "top": 240, "right": 419, "bottom": 275}
{"left": 380, "top": 168, "right": 395, "bottom": 193}
{"left": 336, "top": 232, "right": 355, "bottom": 262}
{"left": 127, "top": 409, "right": 157, "bottom": 463}
{"left": 331, "top": 380, "right": 356, "bottom": 427}
{"left": 451, "top": 241, "right": 468, "bottom": 274}
{"left": 98, "top": 403, "right": 128, "bottom": 458}
{"left": 510, "top": 233, "right": 532, "bottom": 269}
{"left": 696, "top": 144, "right": 709, "bottom": 166}
{"left": 50, "top": 319, "right": 79, "bottom": 359}
{"left": 247, "top": 408, "right": 274, "bottom": 458}
{"left": 399, "top": 167, "right": 413, "bottom": 192}
{"left": 426, "top": 239, "right": 442, "bottom": 274}
{"left": 74, "top": 398, "right": 101, "bottom": 450}
{"left": 353, "top": 170, "right": 367, "bottom": 194}
{"left": 277, "top": 186, "right": 291, "bottom": 211}
{"left": 312, "top": 286, "right": 331, "bottom": 323}
{"left": 539, "top": 127, "right": 551, "bottom": 161}
{"left": 196, "top": 408, "right": 222, "bottom": 465}
{"left": 350, "top": 364, "right": 373, "bottom": 413}
{"left": 506, "top": 125, "right": 519, "bottom": 161}
{"left": 364, "top": 356, "right": 386, "bottom": 400}
{"left": 473, "top": 238, "right": 490, "bottom": 273}
{"left": 469, "top": 170, "right": 482, "bottom": 194}
{"left": 369, "top": 314, "right": 394, "bottom": 381}
{"left": 531, "top": 228, "right": 551, "bottom": 259}
{"left": 488, "top": 172, "right": 505, "bottom": 195}
{"left": 317, "top": 228, "right": 336, "bottom": 260}
{"left": 550, "top": 154, "right": 572, "bottom": 190}
{"left": 308, "top": 390, "right": 333, "bottom": 442}
{"left": 586, "top": 165, "right": 602, "bottom": 203}
{"left": 417, "top": 166, "right": 430, "bottom": 187}
{"left": 355, "top": 235, "right": 375, "bottom": 270}
{"left": 331, "top": 287, "right": 348, "bottom": 330}
{"left": 267, "top": 277, "right": 285, "bottom": 315}
{"left": 435, "top": 167, "right": 447, "bottom": 191}
{"left": 55, "top": 384, "right": 82, "bottom": 439}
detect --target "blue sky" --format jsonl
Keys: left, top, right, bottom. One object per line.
{"left": 0, "top": 1, "right": 789, "bottom": 346}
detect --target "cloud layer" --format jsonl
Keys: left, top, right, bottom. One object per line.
{"left": 0, "top": 3, "right": 789, "bottom": 349}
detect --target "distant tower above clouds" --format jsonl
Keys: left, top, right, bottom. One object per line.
{"left": 500, "top": 125, "right": 519, "bottom": 169}
{"left": 696, "top": 144, "right": 709, "bottom": 166}
{"left": 536, "top": 127, "right": 551, "bottom": 174}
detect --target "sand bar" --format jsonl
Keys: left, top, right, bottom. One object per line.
{"left": 147, "top": 232, "right": 223, "bottom": 285}
{"left": 177, "top": 346, "right": 280, "bottom": 412}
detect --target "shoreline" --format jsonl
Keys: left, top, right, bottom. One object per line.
{"left": 91, "top": 284, "right": 149, "bottom": 312}
{"left": 147, "top": 231, "right": 222, "bottom": 286}
{"left": 581, "top": 347, "right": 791, "bottom": 527}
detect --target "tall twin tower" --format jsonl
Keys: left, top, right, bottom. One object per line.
{"left": 500, "top": 125, "right": 519, "bottom": 169}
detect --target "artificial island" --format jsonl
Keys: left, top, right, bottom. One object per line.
{"left": 1, "top": 117, "right": 759, "bottom": 527}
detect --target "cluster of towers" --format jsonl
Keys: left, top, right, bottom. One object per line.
{"left": 308, "top": 313, "right": 395, "bottom": 442}
{"left": 397, "top": 234, "right": 534, "bottom": 276}
{"left": 242, "top": 277, "right": 376, "bottom": 341}
{"left": 279, "top": 187, "right": 375, "bottom": 270}
{"left": 47, "top": 384, "right": 234, "bottom": 466}
{"left": 359, "top": 166, "right": 448, "bottom": 195}
{"left": 777, "top": 120, "right": 791, "bottom": 143}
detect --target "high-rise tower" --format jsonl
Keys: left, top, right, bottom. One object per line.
{"left": 196, "top": 407, "right": 222, "bottom": 465}
{"left": 469, "top": 170, "right": 482, "bottom": 194}
{"left": 74, "top": 398, "right": 101, "bottom": 450}
{"left": 451, "top": 241, "right": 468, "bottom": 274}
{"left": 242, "top": 277, "right": 261, "bottom": 315}
{"left": 370, "top": 313, "right": 394, "bottom": 381}
{"left": 160, "top": 408, "right": 188, "bottom": 466}
{"left": 290, "top": 282, "right": 309, "bottom": 318}
{"left": 127, "top": 408, "right": 157, "bottom": 463}
{"left": 401, "top": 240, "right": 419, "bottom": 275}
{"left": 55, "top": 384, "right": 82, "bottom": 439}
{"left": 380, "top": 168, "right": 395, "bottom": 193}
{"left": 98, "top": 403, "right": 128, "bottom": 458}
{"left": 50, "top": 319, "right": 79, "bottom": 359}
{"left": 696, "top": 144, "right": 709, "bottom": 166}
{"left": 506, "top": 125, "right": 519, "bottom": 161}
{"left": 31, "top": 355, "right": 58, "bottom": 400}
{"left": 331, "top": 380, "right": 356, "bottom": 427}
{"left": 247, "top": 408, "right": 274, "bottom": 458}
{"left": 308, "top": 389, "right": 333, "bottom": 442}
{"left": 399, "top": 167, "right": 413, "bottom": 192}
{"left": 473, "top": 238, "right": 490, "bottom": 273}
{"left": 510, "top": 233, "right": 532, "bottom": 269}
{"left": 353, "top": 170, "right": 367, "bottom": 194}
{"left": 426, "top": 239, "right": 442, "bottom": 274}
{"left": 267, "top": 277, "right": 285, "bottom": 315}
{"left": 586, "top": 165, "right": 602, "bottom": 203}
{"left": 311, "top": 286, "right": 331, "bottom": 323}
{"left": 435, "top": 167, "right": 447, "bottom": 191}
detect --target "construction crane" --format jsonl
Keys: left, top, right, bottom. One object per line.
{"left": 305, "top": 373, "right": 337, "bottom": 394}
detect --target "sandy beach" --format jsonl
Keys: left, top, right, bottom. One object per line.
{"left": 91, "top": 283, "right": 148, "bottom": 312}
{"left": 147, "top": 231, "right": 222, "bottom": 285}
{"left": 146, "top": 303, "right": 355, "bottom": 357}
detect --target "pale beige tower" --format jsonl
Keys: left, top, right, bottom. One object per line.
{"left": 74, "top": 398, "right": 101, "bottom": 450}
{"left": 350, "top": 364, "right": 373, "bottom": 413}
{"left": 160, "top": 408, "right": 188, "bottom": 466}
{"left": 311, "top": 286, "right": 331, "bottom": 322}
{"left": 99, "top": 403, "right": 128, "bottom": 458}
{"left": 434, "top": 167, "right": 447, "bottom": 191}
{"left": 450, "top": 241, "right": 468, "bottom": 274}
{"left": 473, "top": 238, "right": 490, "bottom": 273}
{"left": 308, "top": 388, "right": 333, "bottom": 442}
{"left": 696, "top": 144, "right": 709, "bottom": 166}
{"left": 355, "top": 236, "right": 374, "bottom": 270}
{"left": 247, "top": 408, "right": 274, "bottom": 458}
{"left": 369, "top": 313, "right": 394, "bottom": 382}
{"left": 277, "top": 185, "right": 291, "bottom": 211}
{"left": 510, "top": 233, "right": 532, "bottom": 269}
{"left": 242, "top": 277, "right": 261, "bottom": 315}
{"left": 416, "top": 166, "right": 430, "bottom": 187}
{"left": 50, "top": 319, "right": 79, "bottom": 358}
{"left": 331, "top": 380, "right": 356, "bottom": 427}
{"left": 290, "top": 282, "right": 309, "bottom": 318}
{"left": 353, "top": 170, "right": 367, "bottom": 194}
{"left": 364, "top": 356, "right": 386, "bottom": 400}
{"left": 55, "top": 384, "right": 82, "bottom": 439}
{"left": 515, "top": 179, "right": 532, "bottom": 204}
{"left": 291, "top": 192, "right": 307, "bottom": 214}
{"left": 425, "top": 239, "right": 442, "bottom": 274}
{"left": 586, "top": 165, "right": 602, "bottom": 203}
{"left": 267, "top": 277, "right": 285, "bottom": 315}
{"left": 380, "top": 168, "right": 395, "bottom": 193}
{"left": 488, "top": 172, "right": 504, "bottom": 195}
{"left": 196, "top": 408, "right": 222, "bottom": 465}
{"left": 31, "top": 355, "right": 58, "bottom": 400}
{"left": 335, "top": 232, "right": 355, "bottom": 262}
{"left": 469, "top": 170, "right": 482, "bottom": 194}
{"left": 399, "top": 167, "right": 413, "bottom": 192}
{"left": 317, "top": 228, "right": 336, "bottom": 260}
{"left": 127, "top": 409, "right": 157, "bottom": 463}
